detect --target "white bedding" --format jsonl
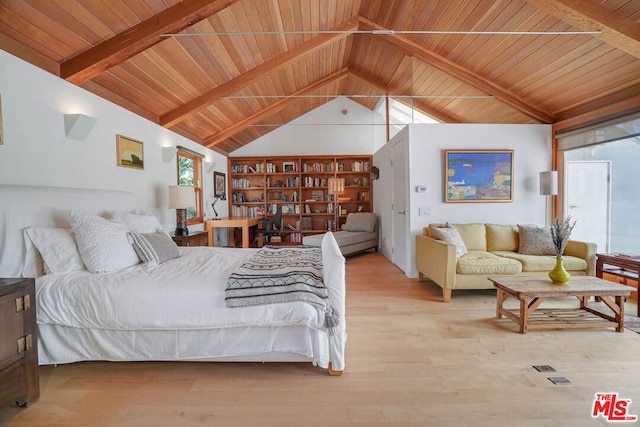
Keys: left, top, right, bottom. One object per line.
{"left": 36, "top": 247, "right": 325, "bottom": 331}
{"left": 0, "top": 185, "right": 346, "bottom": 373}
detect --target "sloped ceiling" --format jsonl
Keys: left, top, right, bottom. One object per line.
{"left": 1, "top": 0, "right": 639, "bottom": 155}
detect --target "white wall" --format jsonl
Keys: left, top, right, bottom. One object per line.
{"left": 0, "top": 51, "right": 227, "bottom": 230}
{"left": 375, "top": 123, "right": 553, "bottom": 278}
{"left": 231, "top": 97, "right": 386, "bottom": 156}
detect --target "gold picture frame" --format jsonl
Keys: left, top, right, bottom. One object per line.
{"left": 116, "top": 134, "right": 144, "bottom": 170}
{"left": 444, "top": 149, "right": 513, "bottom": 203}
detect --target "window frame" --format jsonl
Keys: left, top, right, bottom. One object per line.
{"left": 176, "top": 149, "right": 203, "bottom": 225}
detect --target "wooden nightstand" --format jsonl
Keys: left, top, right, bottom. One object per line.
{"left": 170, "top": 230, "right": 209, "bottom": 247}
{"left": 0, "top": 278, "right": 39, "bottom": 408}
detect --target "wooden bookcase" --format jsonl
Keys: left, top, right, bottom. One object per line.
{"left": 228, "top": 155, "right": 373, "bottom": 244}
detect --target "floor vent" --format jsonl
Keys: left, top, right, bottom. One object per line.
{"left": 548, "top": 376, "right": 572, "bottom": 385}
{"left": 533, "top": 365, "right": 556, "bottom": 373}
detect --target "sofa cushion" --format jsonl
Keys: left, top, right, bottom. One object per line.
{"left": 456, "top": 251, "right": 522, "bottom": 275}
{"left": 517, "top": 224, "right": 556, "bottom": 255}
{"left": 452, "top": 223, "right": 487, "bottom": 251}
{"left": 342, "top": 212, "right": 377, "bottom": 232}
{"left": 493, "top": 251, "right": 587, "bottom": 272}
{"left": 431, "top": 226, "right": 468, "bottom": 257}
{"left": 486, "top": 224, "right": 519, "bottom": 252}
{"left": 303, "top": 230, "right": 377, "bottom": 248}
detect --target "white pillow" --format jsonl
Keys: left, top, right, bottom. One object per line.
{"left": 112, "top": 211, "right": 164, "bottom": 233}
{"left": 69, "top": 210, "right": 140, "bottom": 273}
{"left": 25, "top": 228, "right": 86, "bottom": 274}
{"left": 431, "top": 227, "right": 468, "bottom": 257}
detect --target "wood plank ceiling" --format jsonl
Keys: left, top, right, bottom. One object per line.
{"left": 1, "top": 0, "right": 639, "bottom": 155}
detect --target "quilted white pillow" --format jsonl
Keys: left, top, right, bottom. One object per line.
{"left": 431, "top": 226, "right": 468, "bottom": 257}
{"left": 112, "top": 211, "right": 164, "bottom": 233}
{"left": 25, "top": 227, "right": 86, "bottom": 274}
{"left": 69, "top": 210, "right": 140, "bottom": 273}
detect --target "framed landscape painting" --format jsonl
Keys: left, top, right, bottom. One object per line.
{"left": 116, "top": 135, "right": 144, "bottom": 170}
{"left": 444, "top": 150, "right": 513, "bottom": 203}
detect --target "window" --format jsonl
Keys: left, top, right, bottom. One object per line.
{"left": 177, "top": 149, "right": 203, "bottom": 225}
{"left": 559, "top": 113, "right": 640, "bottom": 253}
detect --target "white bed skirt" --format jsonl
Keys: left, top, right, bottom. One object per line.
{"left": 38, "top": 323, "right": 333, "bottom": 366}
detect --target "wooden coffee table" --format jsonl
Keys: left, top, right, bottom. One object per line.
{"left": 488, "top": 276, "right": 635, "bottom": 334}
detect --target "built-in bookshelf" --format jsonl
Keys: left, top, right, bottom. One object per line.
{"left": 228, "top": 155, "right": 373, "bottom": 244}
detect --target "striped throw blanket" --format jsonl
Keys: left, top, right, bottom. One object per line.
{"left": 225, "top": 246, "right": 339, "bottom": 334}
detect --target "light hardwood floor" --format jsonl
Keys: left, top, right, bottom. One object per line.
{"left": 2, "top": 252, "right": 639, "bottom": 426}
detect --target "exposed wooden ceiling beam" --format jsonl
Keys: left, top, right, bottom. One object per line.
{"left": 358, "top": 16, "right": 555, "bottom": 123}
{"left": 552, "top": 93, "right": 640, "bottom": 135}
{"left": 348, "top": 70, "right": 459, "bottom": 123}
{"left": 525, "top": 0, "right": 640, "bottom": 59}
{"left": 160, "top": 17, "right": 359, "bottom": 128}
{"left": 205, "top": 68, "right": 349, "bottom": 147}
{"left": 61, "top": 0, "right": 241, "bottom": 84}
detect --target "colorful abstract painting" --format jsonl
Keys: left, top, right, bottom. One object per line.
{"left": 444, "top": 150, "right": 513, "bottom": 202}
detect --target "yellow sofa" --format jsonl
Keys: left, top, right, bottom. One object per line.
{"left": 416, "top": 223, "right": 597, "bottom": 302}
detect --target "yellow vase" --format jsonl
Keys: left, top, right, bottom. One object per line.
{"left": 548, "top": 256, "right": 571, "bottom": 283}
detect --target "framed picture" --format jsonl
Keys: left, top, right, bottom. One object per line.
{"left": 444, "top": 150, "right": 513, "bottom": 203}
{"left": 214, "top": 171, "right": 226, "bottom": 197}
{"left": 283, "top": 161, "right": 295, "bottom": 173}
{"left": 116, "top": 134, "right": 144, "bottom": 169}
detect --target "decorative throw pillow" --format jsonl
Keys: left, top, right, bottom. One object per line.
{"left": 112, "top": 211, "right": 164, "bottom": 233}
{"left": 342, "top": 213, "right": 377, "bottom": 232}
{"left": 128, "top": 231, "right": 181, "bottom": 264}
{"left": 69, "top": 210, "right": 140, "bottom": 273}
{"left": 517, "top": 224, "right": 556, "bottom": 255}
{"left": 25, "top": 227, "right": 86, "bottom": 274}
{"left": 431, "top": 227, "right": 468, "bottom": 257}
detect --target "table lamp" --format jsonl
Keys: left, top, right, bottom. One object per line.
{"left": 168, "top": 185, "right": 195, "bottom": 236}
{"left": 327, "top": 177, "right": 345, "bottom": 231}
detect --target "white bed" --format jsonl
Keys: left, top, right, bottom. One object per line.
{"left": 0, "top": 185, "right": 346, "bottom": 374}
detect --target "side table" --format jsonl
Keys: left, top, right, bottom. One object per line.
{"left": 0, "top": 278, "right": 39, "bottom": 408}
{"left": 596, "top": 253, "right": 639, "bottom": 317}
{"left": 170, "top": 230, "right": 209, "bottom": 247}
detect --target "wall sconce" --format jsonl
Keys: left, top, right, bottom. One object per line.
{"left": 162, "top": 146, "right": 177, "bottom": 163}
{"left": 539, "top": 171, "right": 558, "bottom": 196}
{"left": 63, "top": 113, "right": 97, "bottom": 141}
{"left": 168, "top": 185, "right": 195, "bottom": 236}
{"left": 205, "top": 161, "right": 216, "bottom": 173}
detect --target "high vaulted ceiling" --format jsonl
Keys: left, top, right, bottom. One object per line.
{"left": 1, "top": 0, "right": 640, "bottom": 155}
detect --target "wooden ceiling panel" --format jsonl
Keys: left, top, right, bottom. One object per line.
{"left": 2, "top": 0, "right": 639, "bottom": 154}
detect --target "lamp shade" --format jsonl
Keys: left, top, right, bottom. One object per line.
{"left": 168, "top": 185, "right": 195, "bottom": 209}
{"left": 327, "top": 177, "right": 345, "bottom": 195}
{"left": 539, "top": 171, "right": 558, "bottom": 196}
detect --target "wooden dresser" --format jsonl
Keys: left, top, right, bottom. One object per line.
{"left": 0, "top": 278, "right": 39, "bottom": 408}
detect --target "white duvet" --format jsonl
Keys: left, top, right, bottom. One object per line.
{"left": 36, "top": 247, "right": 325, "bottom": 332}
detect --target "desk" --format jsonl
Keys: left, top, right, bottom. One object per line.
{"left": 206, "top": 217, "right": 260, "bottom": 248}
{"left": 596, "top": 253, "right": 640, "bottom": 316}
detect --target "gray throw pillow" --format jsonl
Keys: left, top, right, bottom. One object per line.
{"left": 128, "top": 231, "right": 180, "bottom": 264}
{"left": 342, "top": 213, "right": 377, "bottom": 232}
{"left": 517, "top": 224, "right": 556, "bottom": 255}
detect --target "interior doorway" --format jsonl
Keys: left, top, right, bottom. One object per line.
{"left": 564, "top": 160, "right": 611, "bottom": 253}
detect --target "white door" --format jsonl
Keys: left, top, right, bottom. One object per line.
{"left": 392, "top": 141, "right": 408, "bottom": 272}
{"left": 565, "top": 161, "right": 611, "bottom": 253}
